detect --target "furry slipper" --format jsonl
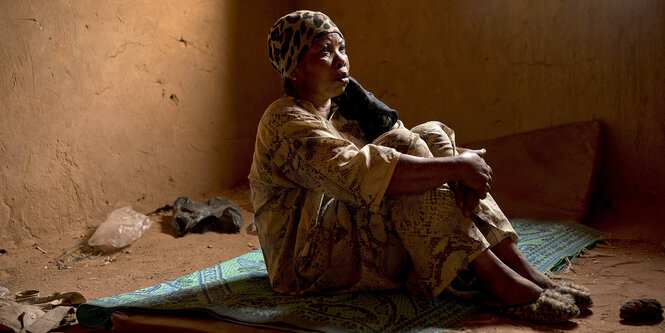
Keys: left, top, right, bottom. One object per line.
{"left": 551, "top": 281, "right": 593, "bottom": 310}
{"left": 544, "top": 288, "right": 576, "bottom": 305}
{"left": 493, "top": 289, "right": 580, "bottom": 324}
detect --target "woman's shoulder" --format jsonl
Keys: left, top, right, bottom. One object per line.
{"left": 261, "top": 96, "right": 320, "bottom": 128}
{"left": 265, "top": 95, "right": 294, "bottom": 110}
{"left": 265, "top": 96, "right": 310, "bottom": 114}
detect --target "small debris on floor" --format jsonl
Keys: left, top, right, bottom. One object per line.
{"left": 58, "top": 244, "right": 102, "bottom": 270}
{"left": 33, "top": 243, "right": 47, "bottom": 254}
{"left": 247, "top": 221, "right": 258, "bottom": 235}
{"left": 101, "top": 256, "right": 117, "bottom": 266}
{"left": 172, "top": 196, "right": 243, "bottom": 236}
{"left": 620, "top": 298, "right": 663, "bottom": 322}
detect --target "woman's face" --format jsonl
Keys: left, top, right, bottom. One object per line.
{"left": 292, "top": 33, "right": 350, "bottom": 100}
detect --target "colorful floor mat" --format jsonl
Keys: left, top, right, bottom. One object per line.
{"left": 77, "top": 218, "right": 605, "bottom": 332}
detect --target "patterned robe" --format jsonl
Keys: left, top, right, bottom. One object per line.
{"left": 248, "top": 96, "right": 517, "bottom": 299}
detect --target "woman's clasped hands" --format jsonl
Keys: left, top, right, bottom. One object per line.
{"left": 454, "top": 148, "right": 493, "bottom": 217}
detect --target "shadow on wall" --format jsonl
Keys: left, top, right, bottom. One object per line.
{"left": 213, "top": 3, "right": 294, "bottom": 190}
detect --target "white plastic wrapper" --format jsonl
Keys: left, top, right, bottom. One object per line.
{"left": 88, "top": 206, "right": 152, "bottom": 248}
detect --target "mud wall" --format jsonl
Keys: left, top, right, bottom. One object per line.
{"left": 2, "top": 1, "right": 664, "bottom": 247}
{"left": 299, "top": 0, "right": 665, "bottom": 239}
{"left": 0, "top": 1, "right": 286, "bottom": 247}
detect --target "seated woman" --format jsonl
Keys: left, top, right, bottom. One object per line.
{"left": 249, "top": 10, "right": 591, "bottom": 324}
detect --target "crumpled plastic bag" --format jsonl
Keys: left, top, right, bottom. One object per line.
{"left": 88, "top": 206, "right": 152, "bottom": 248}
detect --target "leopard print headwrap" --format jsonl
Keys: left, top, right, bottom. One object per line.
{"left": 268, "top": 10, "right": 343, "bottom": 78}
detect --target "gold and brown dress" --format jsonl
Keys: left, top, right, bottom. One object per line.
{"left": 248, "top": 96, "right": 516, "bottom": 299}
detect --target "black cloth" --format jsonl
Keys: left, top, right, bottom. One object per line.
{"left": 332, "top": 77, "right": 399, "bottom": 142}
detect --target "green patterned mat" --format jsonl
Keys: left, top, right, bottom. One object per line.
{"left": 77, "top": 218, "right": 605, "bottom": 332}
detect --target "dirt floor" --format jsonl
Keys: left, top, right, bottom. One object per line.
{"left": 1, "top": 189, "right": 664, "bottom": 332}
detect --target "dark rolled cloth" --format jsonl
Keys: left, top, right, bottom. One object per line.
{"left": 332, "top": 76, "right": 399, "bottom": 142}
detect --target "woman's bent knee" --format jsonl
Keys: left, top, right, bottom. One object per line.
{"left": 411, "top": 121, "right": 457, "bottom": 157}
{"left": 373, "top": 128, "right": 433, "bottom": 157}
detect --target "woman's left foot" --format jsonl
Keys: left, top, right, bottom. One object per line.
{"left": 549, "top": 281, "right": 593, "bottom": 310}
{"left": 492, "top": 289, "right": 580, "bottom": 324}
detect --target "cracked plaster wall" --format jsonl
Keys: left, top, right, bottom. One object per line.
{"left": 2, "top": 1, "right": 664, "bottom": 247}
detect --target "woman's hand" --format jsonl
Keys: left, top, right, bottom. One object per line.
{"left": 452, "top": 182, "right": 480, "bottom": 217}
{"left": 456, "top": 149, "right": 492, "bottom": 199}
{"left": 386, "top": 148, "right": 493, "bottom": 197}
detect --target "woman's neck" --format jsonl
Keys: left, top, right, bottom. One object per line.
{"left": 311, "top": 99, "right": 332, "bottom": 119}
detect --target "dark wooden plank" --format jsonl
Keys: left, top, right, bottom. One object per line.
{"left": 462, "top": 121, "right": 602, "bottom": 222}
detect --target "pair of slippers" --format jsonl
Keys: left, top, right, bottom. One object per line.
{"left": 494, "top": 281, "right": 592, "bottom": 324}
{"left": 446, "top": 272, "right": 593, "bottom": 324}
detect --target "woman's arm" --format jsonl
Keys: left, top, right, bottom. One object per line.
{"left": 386, "top": 150, "right": 492, "bottom": 198}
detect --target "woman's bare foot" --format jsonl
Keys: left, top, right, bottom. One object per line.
{"left": 491, "top": 237, "right": 555, "bottom": 289}
{"left": 488, "top": 237, "right": 593, "bottom": 310}
{"left": 470, "top": 248, "right": 543, "bottom": 306}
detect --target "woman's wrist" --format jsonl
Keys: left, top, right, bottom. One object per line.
{"left": 439, "top": 155, "right": 466, "bottom": 184}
